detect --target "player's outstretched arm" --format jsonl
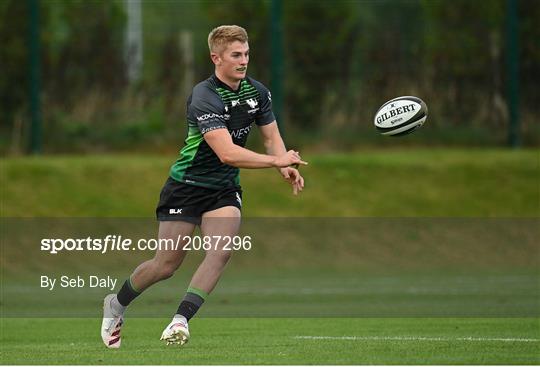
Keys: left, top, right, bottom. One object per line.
{"left": 204, "top": 128, "right": 307, "bottom": 169}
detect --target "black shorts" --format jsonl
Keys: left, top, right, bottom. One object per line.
{"left": 156, "top": 177, "right": 242, "bottom": 224}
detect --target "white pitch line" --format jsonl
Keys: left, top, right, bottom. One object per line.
{"left": 294, "top": 335, "right": 540, "bottom": 343}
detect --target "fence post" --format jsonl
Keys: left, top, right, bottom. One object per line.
{"left": 270, "top": 0, "right": 284, "bottom": 133}
{"left": 28, "top": 0, "right": 42, "bottom": 154}
{"left": 506, "top": 0, "right": 520, "bottom": 148}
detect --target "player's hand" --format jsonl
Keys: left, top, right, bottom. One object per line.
{"left": 274, "top": 150, "right": 308, "bottom": 168}
{"left": 279, "top": 167, "right": 305, "bottom": 195}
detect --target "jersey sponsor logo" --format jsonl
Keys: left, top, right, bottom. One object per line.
{"left": 235, "top": 192, "right": 242, "bottom": 206}
{"left": 230, "top": 125, "right": 252, "bottom": 140}
{"left": 169, "top": 208, "right": 183, "bottom": 214}
{"left": 231, "top": 99, "right": 240, "bottom": 107}
{"left": 196, "top": 112, "right": 230, "bottom": 122}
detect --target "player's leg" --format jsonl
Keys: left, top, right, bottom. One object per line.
{"left": 130, "top": 221, "right": 196, "bottom": 290}
{"left": 101, "top": 220, "right": 195, "bottom": 348}
{"left": 161, "top": 206, "right": 241, "bottom": 346}
{"left": 189, "top": 206, "right": 241, "bottom": 292}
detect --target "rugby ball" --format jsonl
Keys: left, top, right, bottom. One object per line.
{"left": 374, "top": 96, "right": 428, "bottom": 136}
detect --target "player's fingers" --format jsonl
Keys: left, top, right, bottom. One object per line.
{"left": 287, "top": 168, "right": 296, "bottom": 178}
{"left": 291, "top": 150, "right": 303, "bottom": 159}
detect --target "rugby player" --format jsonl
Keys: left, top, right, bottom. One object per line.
{"left": 101, "top": 25, "right": 307, "bottom": 348}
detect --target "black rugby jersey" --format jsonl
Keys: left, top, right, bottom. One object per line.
{"left": 169, "top": 74, "right": 275, "bottom": 189}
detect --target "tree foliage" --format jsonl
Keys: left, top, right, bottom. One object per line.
{"left": 1, "top": 0, "right": 538, "bottom": 152}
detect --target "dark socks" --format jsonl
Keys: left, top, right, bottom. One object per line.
{"left": 175, "top": 287, "right": 207, "bottom": 321}
{"left": 116, "top": 277, "right": 141, "bottom": 307}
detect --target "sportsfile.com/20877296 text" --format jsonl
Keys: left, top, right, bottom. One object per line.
{"left": 39, "top": 235, "right": 252, "bottom": 254}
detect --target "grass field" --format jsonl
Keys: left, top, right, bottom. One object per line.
{"left": 1, "top": 149, "right": 539, "bottom": 364}
{"left": 2, "top": 318, "right": 539, "bottom": 364}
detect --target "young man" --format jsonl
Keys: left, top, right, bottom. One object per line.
{"left": 101, "top": 25, "right": 307, "bottom": 348}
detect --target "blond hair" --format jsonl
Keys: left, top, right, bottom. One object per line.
{"left": 208, "top": 25, "right": 248, "bottom": 54}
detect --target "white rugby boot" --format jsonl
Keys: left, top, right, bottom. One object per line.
{"left": 101, "top": 294, "right": 124, "bottom": 349}
{"left": 160, "top": 316, "right": 190, "bottom": 346}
